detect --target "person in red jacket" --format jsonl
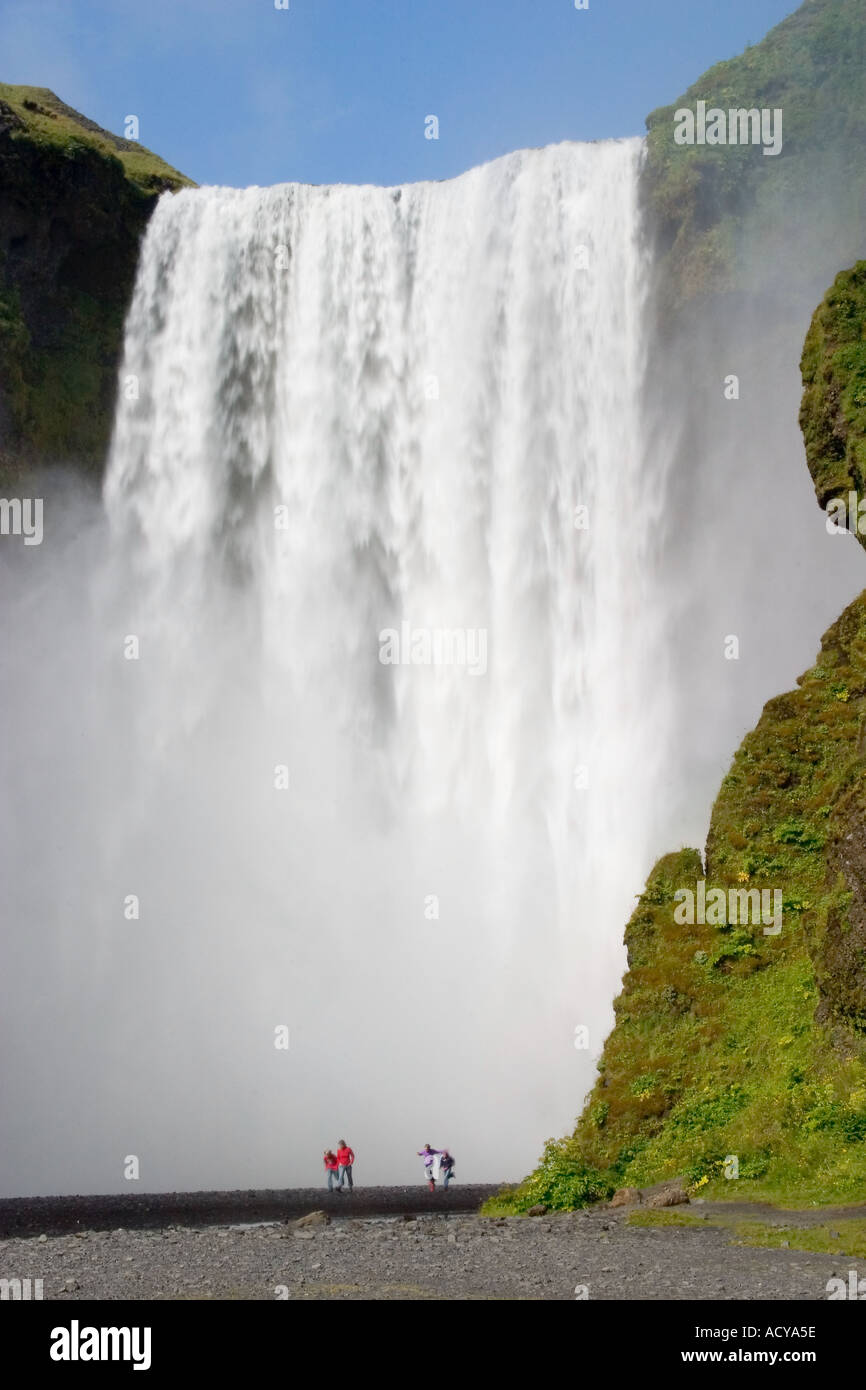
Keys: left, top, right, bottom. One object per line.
{"left": 323, "top": 1149, "right": 340, "bottom": 1192}
{"left": 336, "top": 1140, "right": 355, "bottom": 1191}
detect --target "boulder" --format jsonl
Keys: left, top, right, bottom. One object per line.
{"left": 610, "top": 1187, "right": 642, "bottom": 1208}
{"left": 294, "top": 1210, "right": 330, "bottom": 1229}
{"left": 645, "top": 1181, "right": 689, "bottom": 1208}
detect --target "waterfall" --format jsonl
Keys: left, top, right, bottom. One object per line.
{"left": 2, "top": 139, "right": 676, "bottom": 1191}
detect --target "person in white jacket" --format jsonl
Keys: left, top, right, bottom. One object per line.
{"left": 418, "top": 1144, "right": 442, "bottom": 1191}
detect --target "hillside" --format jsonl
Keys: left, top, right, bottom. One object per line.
{"left": 642, "top": 0, "right": 866, "bottom": 319}
{"left": 0, "top": 84, "right": 192, "bottom": 481}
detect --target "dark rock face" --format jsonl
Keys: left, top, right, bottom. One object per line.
{"left": 0, "top": 85, "right": 191, "bottom": 482}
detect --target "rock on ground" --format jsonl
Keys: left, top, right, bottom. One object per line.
{"left": 0, "top": 1206, "right": 857, "bottom": 1301}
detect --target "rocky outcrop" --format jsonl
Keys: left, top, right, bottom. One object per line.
{"left": 800, "top": 261, "right": 866, "bottom": 531}
{"left": 0, "top": 84, "right": 192, "bottom": 483}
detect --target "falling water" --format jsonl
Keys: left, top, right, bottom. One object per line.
{"left": 2, "top": 139, "right": 677, "bottom": 1192}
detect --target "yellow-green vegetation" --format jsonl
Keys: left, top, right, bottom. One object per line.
{"left": 629, "top": 1207, "right": 866, "bottom": 1259}
{"left": 733, "top": 1220, "right": 866, "bottom": 1257}
{"left": 0, "top": 84, "right": 192, "bottom": 473}
{"left": 0, "top": 84, "right": 191, "bottom": 196}
{"left": 489, "top": 263, "right": 866, "bottom": 1216}
{"left": 643, "top": 0, "right": 866, "bottom": 311}
{"left": 800, "top": 262, "right": 866, "bottom": 524}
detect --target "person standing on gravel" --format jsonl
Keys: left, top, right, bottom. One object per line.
{"left": 440, "top": 1150, "right": 455, "bottom": 1190}
{"left": 324, "top": 1149, "right": 340, "bottom": 1192}
{"left": 337, "top": 1139, "right": 355, "bottom": 1191}
{"left": 418, "top": 1144, "right": 442, "bottom": 1192}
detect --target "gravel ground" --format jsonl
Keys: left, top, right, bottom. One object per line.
{"left": 1, "top": 1202, "right": 862, "bottom": 1301}
{"left": 0, "top": 1186, "right": 498, "bottom": 1239}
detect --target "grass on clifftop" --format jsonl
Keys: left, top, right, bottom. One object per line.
{"left": 0, "top": 84, "right": 192, "bottom": 194}
{"left": 0, "top": 83, "right": 193, "bottom": 470}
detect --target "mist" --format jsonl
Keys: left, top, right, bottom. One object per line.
{"left": 1, "top": 134, "right": 863, "bottom": 1198}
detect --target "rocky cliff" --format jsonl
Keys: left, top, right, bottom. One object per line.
{"left": 0, "top": 84, "right": 191, "bottom": 484}
{"left": 800, "top": 262, "right": 866, "bottom": 525}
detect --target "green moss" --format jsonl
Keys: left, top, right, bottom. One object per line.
{"left": 733, "top": 1218, "right": 866, "bottom": 1257}
{"left": 499, "top": 592, "right": 866, "bottom": 1209}
{"left": 0, "top": 281, "right": 30, "bottom": 426}
{"left": 800, "top": 261, "right": 866, "bottom": 529}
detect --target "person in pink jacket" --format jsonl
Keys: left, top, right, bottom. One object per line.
{"left": 336, "top": 1140, "right": 355, "bottom": 1191}
{"left": 323, "top": 1149, "right": 339, "bottom": 1192}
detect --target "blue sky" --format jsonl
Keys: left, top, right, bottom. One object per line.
{"left": 1, "top": 0, "right": 798, "bottom": 187}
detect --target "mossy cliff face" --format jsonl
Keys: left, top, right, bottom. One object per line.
{"left": 495, "top": 272, "right": 866, "bottom": 1214}
{"left": 800, "top": 261, "right": 866, "bottom": 525}
{"left": 642, "top": 0, "right": 866, "bottom": 319}
{"left": 0, "top": 84, "right": 192, "bottom": 482}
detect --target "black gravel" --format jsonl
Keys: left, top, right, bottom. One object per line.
{"left": 1, "top": 1202, "right": 860, "bottom": 1300}
{"left": 0, "top": 1185, "right": 503, "bottom": 1240}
